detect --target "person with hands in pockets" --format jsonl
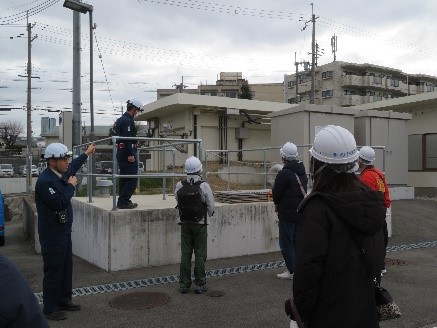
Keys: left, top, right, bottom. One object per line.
{"left": 175, "top": 156, "right": 215, "bottom": 295}
{"left": 35, "top": 142, "right": 95, "bottom": 321}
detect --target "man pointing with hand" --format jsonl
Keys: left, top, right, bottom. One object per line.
{"left": 35, "top": 142, "right": 95, "bottom": 321}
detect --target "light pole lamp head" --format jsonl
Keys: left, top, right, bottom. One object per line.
{"left": 63, "top": 0, "right": 93, "bottom": 13}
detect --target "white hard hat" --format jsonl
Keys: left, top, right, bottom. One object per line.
{"left": 44, "top": 143, "right": 72, "bottom": 159}
{"left": 280, "top": 142, "right": 298, "bottom": 160}
{"left": 309, "top": 125, "right": 359, "bottom": 164}
{"left": 127, "top": 98, "right": 144, "bottom": 112}
{"left": 185, "top": 156, "right": 202, "bottom": 174}
{"left": 359, "top": 146, "right": 375, "bottom": 164}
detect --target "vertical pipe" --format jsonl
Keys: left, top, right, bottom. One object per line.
{"left": 72, "top": 11, "right": 81, "bottom": 148}
{"left": 88, "top": 11, "right": 95, "bottom": 197}
{"left": 112, "top": 137, "right": 117, "bottom": 210}
{"left": 26, "top": 21, "right": 32, "bottom": 195}
{"left": 162, "top": 146, "right": 166, "bottom": 200}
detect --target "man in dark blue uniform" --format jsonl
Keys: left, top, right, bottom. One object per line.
{"left": 0, "top": 254, "right": 49, "bottom": 327}
{"left": 35, "top": 142, "right": 95, "bottom": 321}
{"left": 115, "top": 98, "right": 143, "bottom": 209}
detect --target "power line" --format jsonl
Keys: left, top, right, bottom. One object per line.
{"left": 0, "top": 0, "right": 60, "bottom": 24}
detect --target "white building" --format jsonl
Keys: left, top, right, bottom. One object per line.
{"left": 284, "top": 61, "right": 437, "bottom": 107}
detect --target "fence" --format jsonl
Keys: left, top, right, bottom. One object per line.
{"left": 75, "top": 137, "right": 386, "bottom": 208}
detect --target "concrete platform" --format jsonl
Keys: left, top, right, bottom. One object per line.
{"left": 71, "top": 195, "right": 278, "bottom": 271}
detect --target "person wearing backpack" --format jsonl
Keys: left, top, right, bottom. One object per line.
{"left": 358, "top": 146, "right": 391, "bottom": 276}
{"left": 175, "top": 156, "right": 215, "bottom": 294}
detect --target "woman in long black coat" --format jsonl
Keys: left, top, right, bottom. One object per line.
{"left": 286, "top": 125, "right": 386, "bottom": 328}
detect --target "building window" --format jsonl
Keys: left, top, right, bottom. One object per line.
{"left": 322, "top": 71, "right": 333, "bottom": 79}
{"left": 225, "top": 92, "right": 237, "bottom": 98}
{"left": 322, "top": 90, "right": 333, "bottom": 98}
{"left": 426, "top": 84, "right": 435, "bottom": 92}
{"left": 287, "top": 81, "right": 296, "bottom": 88}
{"left": 391, "top": 79, "right": 399, "bottom": 87}
{"left": 373, "top": 76, "right": 382, "bottom": 84}
{"left": 409, "top": 134, "right": 437, "bottom": 171}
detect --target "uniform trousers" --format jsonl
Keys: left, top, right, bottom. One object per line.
{"left": 40, "top": 232, "right": 72, "bottom": 314}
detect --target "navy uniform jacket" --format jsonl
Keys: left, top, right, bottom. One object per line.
{"left": 272, "top": 160, "right": 308, "bottom": 223}
{"left": 35, "top": 153, "right": 88, "bottom": 237}
{"left": 0, "top": 254, "right": 49, "bottom": 327}
{"left": 115, "top": 112, "right": 137, "bottom": 158}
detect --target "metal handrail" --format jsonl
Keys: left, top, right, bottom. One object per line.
{"left": 74, "top": 136, "right": 202, "bottom": 210}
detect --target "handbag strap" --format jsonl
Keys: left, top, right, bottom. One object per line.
{"left": 350, "top": 232, "right": 379, "bottom": 284}
{"left": 294, "top": 173, "right": 306, "bottom": 197}
{"left": 290, "top": 297, "right": 305, "bottom": 328}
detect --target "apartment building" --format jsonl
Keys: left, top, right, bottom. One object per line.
{"left": 284, "top": 61, "right": 437, "bottom": 106}
{"left": 157, "top": 72, "right": 283, "bottom": 102}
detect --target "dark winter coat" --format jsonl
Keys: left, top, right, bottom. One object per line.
{"left": 35, "top": 153, "right": 88, "bottom": 237}
{"left": 292, "top": 191, "right": 386, "bottom": 328}
{"left": 272, "top": 160, "right": 307, "bottom": 222}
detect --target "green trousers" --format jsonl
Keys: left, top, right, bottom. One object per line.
{"left": 179, "top": 224, "right": 208, "bottom": 288}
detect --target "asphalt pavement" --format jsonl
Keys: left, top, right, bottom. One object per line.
{"left": 1, "top": 198, "right": 436, "bottom": 328}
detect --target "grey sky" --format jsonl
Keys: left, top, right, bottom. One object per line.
{"left": 1, "top": 0, "right": 436, "bottom": 136}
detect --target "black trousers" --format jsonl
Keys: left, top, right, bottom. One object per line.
{"left": 40, "top": 232, "right": 72, "bottom": 314}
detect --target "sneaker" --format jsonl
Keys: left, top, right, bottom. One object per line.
{"left": 59, "top": 301, "right": 81, "bottom": 311}
{"left": 277, "top": 270, "right": 293, "bottom": 279}
{"left": 117, "top": 203, "right": 137, "bottom": 209}
{"left": 180, "top": 287, "right": 189, "bottom": 294}
{"left": 381, "top": 268, "right": 387, "bottom": 274}
{"left": 194, "top": 284, "right": 207, "bottom": 294}
{"left": 44, "top": 311, "right": 67, "bottom": 321}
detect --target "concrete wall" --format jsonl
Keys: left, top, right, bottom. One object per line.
{"left": 71, "top": 199, "right": 278, "bottom": 272}
{"left": 406, "top": 108, "right": 437, "bottom": 188}
{"left": 270, "top": 104, "right": 357, "bottom": 172}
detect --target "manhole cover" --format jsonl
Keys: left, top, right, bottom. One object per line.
{"left": 206, "top": 290, "right": 225, "bottom": 297}
{"left": 110, "top": 291, "right": 170, "bottom": 310}
{"left": 385, "top": 258, "right": 409, "bottom": 266}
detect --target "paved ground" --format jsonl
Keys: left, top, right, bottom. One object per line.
{"left": 1, "top": 198, "right": 437, "bottom": 328}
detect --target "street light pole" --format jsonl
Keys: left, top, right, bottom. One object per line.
{"left": 26, "top": 21, "right": 32, "bottom": 194}
{"left": 63, "top": 0, "right": 95, "bottom": 196}
{"left": 89, "top": 10, "right": 94, "bottom": 143}
{"left": 63, "top": 0, "right": 94, "bottom": 141}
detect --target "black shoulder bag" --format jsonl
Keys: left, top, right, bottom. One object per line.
{"left": 352, "top": 234, "right": 402, "bottom": 321}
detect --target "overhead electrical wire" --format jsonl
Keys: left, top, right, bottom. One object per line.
{"left": 0, "top": 0, "right": 60, "bottom": 25}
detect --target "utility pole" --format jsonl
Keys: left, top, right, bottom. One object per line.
{"left": 23, "top": 13, "right": 38, "bottom": 194}
{"left": 72, "top": 10, "right": 81, "bottom": 149}
{"left": 310, "top": 3, "right": 316, "bottom": 104}
{"left": 293, "top": 53, "right": 310, "bottom": 104}
{"left": 301, "top": 3, "right": 318, "bottom": 104}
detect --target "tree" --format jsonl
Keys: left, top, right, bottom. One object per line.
{"left": 0, "top": 120, "right": 24, "bottom": 148}
{"left": 238, "top": 80, "right": 253, "bottom": 100}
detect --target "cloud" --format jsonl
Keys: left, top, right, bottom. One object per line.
{"left": 1, "top": 0, "right": 437, "bottom": 136}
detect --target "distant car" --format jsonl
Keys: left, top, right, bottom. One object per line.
{"left": 96, "top": 161, "right": 114, "bottom": 174}
{"left": 0, "top": 164, "right": 14, "bottom": 177}
{"left": 22, "top": 165, "right": 39, "bottom": 177}
{"left": 37, "top": 162, "right": 47, "bottom": 175}
{"left": 138, "top": 161, "right": 144, "bottom": 174}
